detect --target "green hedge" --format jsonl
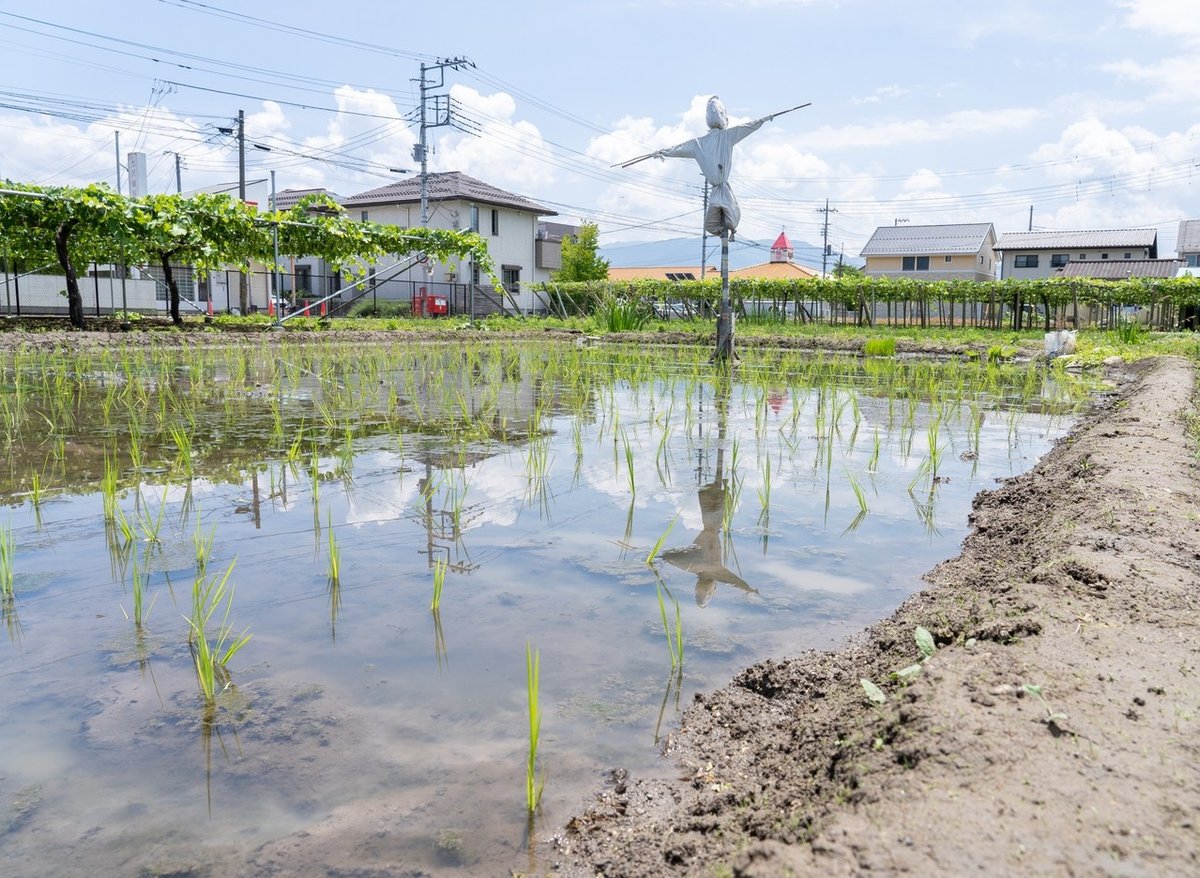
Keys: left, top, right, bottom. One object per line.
{"left": 532, "top": 275, "right": 1200, "bottom": 313}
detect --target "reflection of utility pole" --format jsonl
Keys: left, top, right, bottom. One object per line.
{"left": 700, "top": 183, "right": 709, "bottom": 279}
{"left": 412, "top": 58, "right": 474, "bottom": 226}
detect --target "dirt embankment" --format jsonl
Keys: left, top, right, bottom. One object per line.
{"left": 556, "top": 357, "right": 1200, "bottom": 877}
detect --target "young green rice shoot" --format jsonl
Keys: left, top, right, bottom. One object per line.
{"left": 645, "top": 516, "right": 678, "bottom": 566}
{"left": 0, "top": 523, "right": 14, "bottom": 599}
{"left": 327, "top": 512, "right": 341, "bottom": 585}
{"left": 187, "top": 559, "right": 252, "bottom": 704}
{"left": 430, "top": 557, "right": 447, "bottom": 611}
{"left": 654, "top": 575, "right": 684, "bottom": 671}
{"left": 525, "top": 641, "right": 545, "bottom": 813}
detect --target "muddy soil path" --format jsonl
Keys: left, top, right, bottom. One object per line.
{"left": 556, "top": 357, "right": 1200, "bottom": 877}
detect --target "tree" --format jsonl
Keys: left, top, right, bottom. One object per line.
{"left": 274, "top": 194, "right": 500, "bottom": 295}
{"left": 833, "top": 261, "right": 865, "bottom": 279}
{"left": 128, "top": 192, "right": 266, "bottom": 325}
{"left": 0, "top": 183, "right": 131, "bottom": 328}
{"left": 554, "top": 223, "right": 609, "bottom": 282}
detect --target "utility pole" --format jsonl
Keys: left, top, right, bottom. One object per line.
{"left": 114, "top": 131, "right": 128, "bottom": 318}
{"left": 1028, "top": 205, "right": 1033, "bottom": 231}
{"left": 174, "top": 152, "right": 183, "bottom": 193}
{"left": 114, "top": 131, "right": 122, "bottom": 194}
{"left": 816, "top": 199, "right": 838, "bottom": 277}
{"left": 237, "top": 110, "right": 249, "bottom": 313}
{"left": 412, "top": 57, "right": 473, "bottom": 226}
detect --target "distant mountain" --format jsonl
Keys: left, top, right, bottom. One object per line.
{"left": 599, "top": 235, "right": 855, "bottom": 273}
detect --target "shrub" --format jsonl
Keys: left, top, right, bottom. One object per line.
{"left": 348, "top": 298, "right": 410, "bottom": 319}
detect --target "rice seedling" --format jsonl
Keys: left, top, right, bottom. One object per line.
{"left": 654, "top": 575, "right": 684, "bottom": 672}
{"left": 867, "top": 430, "right": 882, "bottom": 473}
{"left": 0, "top": 523, "right": 14, "bottom": 600}
{"left": 525, "top": 641, "right": 545, "bottom": 813}
{"left": 170, "top": 425, "right": 195, "bottom": 479}
{"left": 136, "top": 487, "right": 170, "bottom": 547}
{"left": 846, "top": 468, "right": 869, "bottom": 515}
{"left": 101, "top": 455, "right": 121, "bottom": 522}
{"left": 645, "top": 516, "right": 678, "bottom": 566}
{"left": 756, "top": 455, "right": 772, "bottom": 521}
{"left": 121, "top": 549, "right": 156, "bottom": 630}
{"left": 186, "top": 559, "right": 252, "bottom": 704}
{"left": 327, "top": 512, "right": 341, "bottom": 585}
{"left": 430, "top": 557, "right": 447, "bottom": 611}
{"left": 863, "top": 337, "right": 896, "bottom": 357}
{"left": 621, "top": 429, "right": 636, "bottom": 497}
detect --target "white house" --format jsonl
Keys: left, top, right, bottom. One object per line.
{"left": 994, "top": 228, "right": 1158, "bottom": 279}
{"left": 340, "top": 172, "right": 558, "bottom": 313}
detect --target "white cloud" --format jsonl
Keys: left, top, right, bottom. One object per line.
{"left": 801, "top": 108, "right": 1043, "bottom": 150}
{"left": 1117, "top": 0, "right": 1200, "bottom": 43}
{"left": 852, "top": 84, "right": 910, "bottom": 105}
{"left": 434, "top": 84, "right": 555, "bottom": 190}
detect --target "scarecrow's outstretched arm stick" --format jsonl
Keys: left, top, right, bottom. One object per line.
{"left": 613, "top": 150, "right": 660, "bottom": 169}
{"left": 611, "top": 102, "right": 811, "bottom": 168}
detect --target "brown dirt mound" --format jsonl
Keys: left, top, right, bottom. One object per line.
{"left": 555, "top": 357, "right": 1200, "bottom": 877}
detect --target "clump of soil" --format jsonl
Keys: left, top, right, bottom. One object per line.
{"left": 555, "top": 357, "right": 1200, "bottom": 877}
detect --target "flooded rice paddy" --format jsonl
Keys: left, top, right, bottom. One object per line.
{"left": 0, "top": 340, "right": 1095, "bottom": 875}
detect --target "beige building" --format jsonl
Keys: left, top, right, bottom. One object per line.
{"left": 860, "top": 223, "right": 997, "bottom": 281}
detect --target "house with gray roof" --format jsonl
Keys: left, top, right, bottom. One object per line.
{"left": 859, "top": 222, "right": 997, "bottom": 281}
{"left": 994, "top": 228, "right": 1157, "bottom": 279}
{"left": 1176, "top": 219, "right": 1200, "bottom": 267}
{"left": 341, "top": 171, "right": 559, "bottom": 306}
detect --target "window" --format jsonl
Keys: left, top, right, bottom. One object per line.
{"left": 1101, "top": 252, "right": 1109, "bottom": 260}
{"left": 294, "top": 265, "right": 312, "bottom": 294}
{"left": 491, "top": 209, "right": 499, "bottom": 236}
{"left": 1123, "top": 252, "right": 1132, "bottom": 259}
{"left": 1188, "top": 254, "right": 1200, "bottom": 267}
{"left": 944, "top": 255, "right": 952, "bottom": 263}
{"left": 902, "top": 256, "right": 930, "bottom": 271}
{"left": 1014, "top": 254, "right": 1039, "bottom": 268}
{"left": 360, "top": 210, "right": 368, "bottom": 222}
{"left": 469, "top": 205, "right": 480, "bottom": 233}
{"left": 1079, "top": 254, "right": 1088, "bottom": 261}
{"left": 1050, "top": 254, "right": 1069, "bottom": 267}
{"left": 502, "top": 265, "right": 520, "bottom": 293}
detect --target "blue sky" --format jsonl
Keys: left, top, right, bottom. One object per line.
{"left": 2, "top": 0, "right": 1199, "bottom": 258}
